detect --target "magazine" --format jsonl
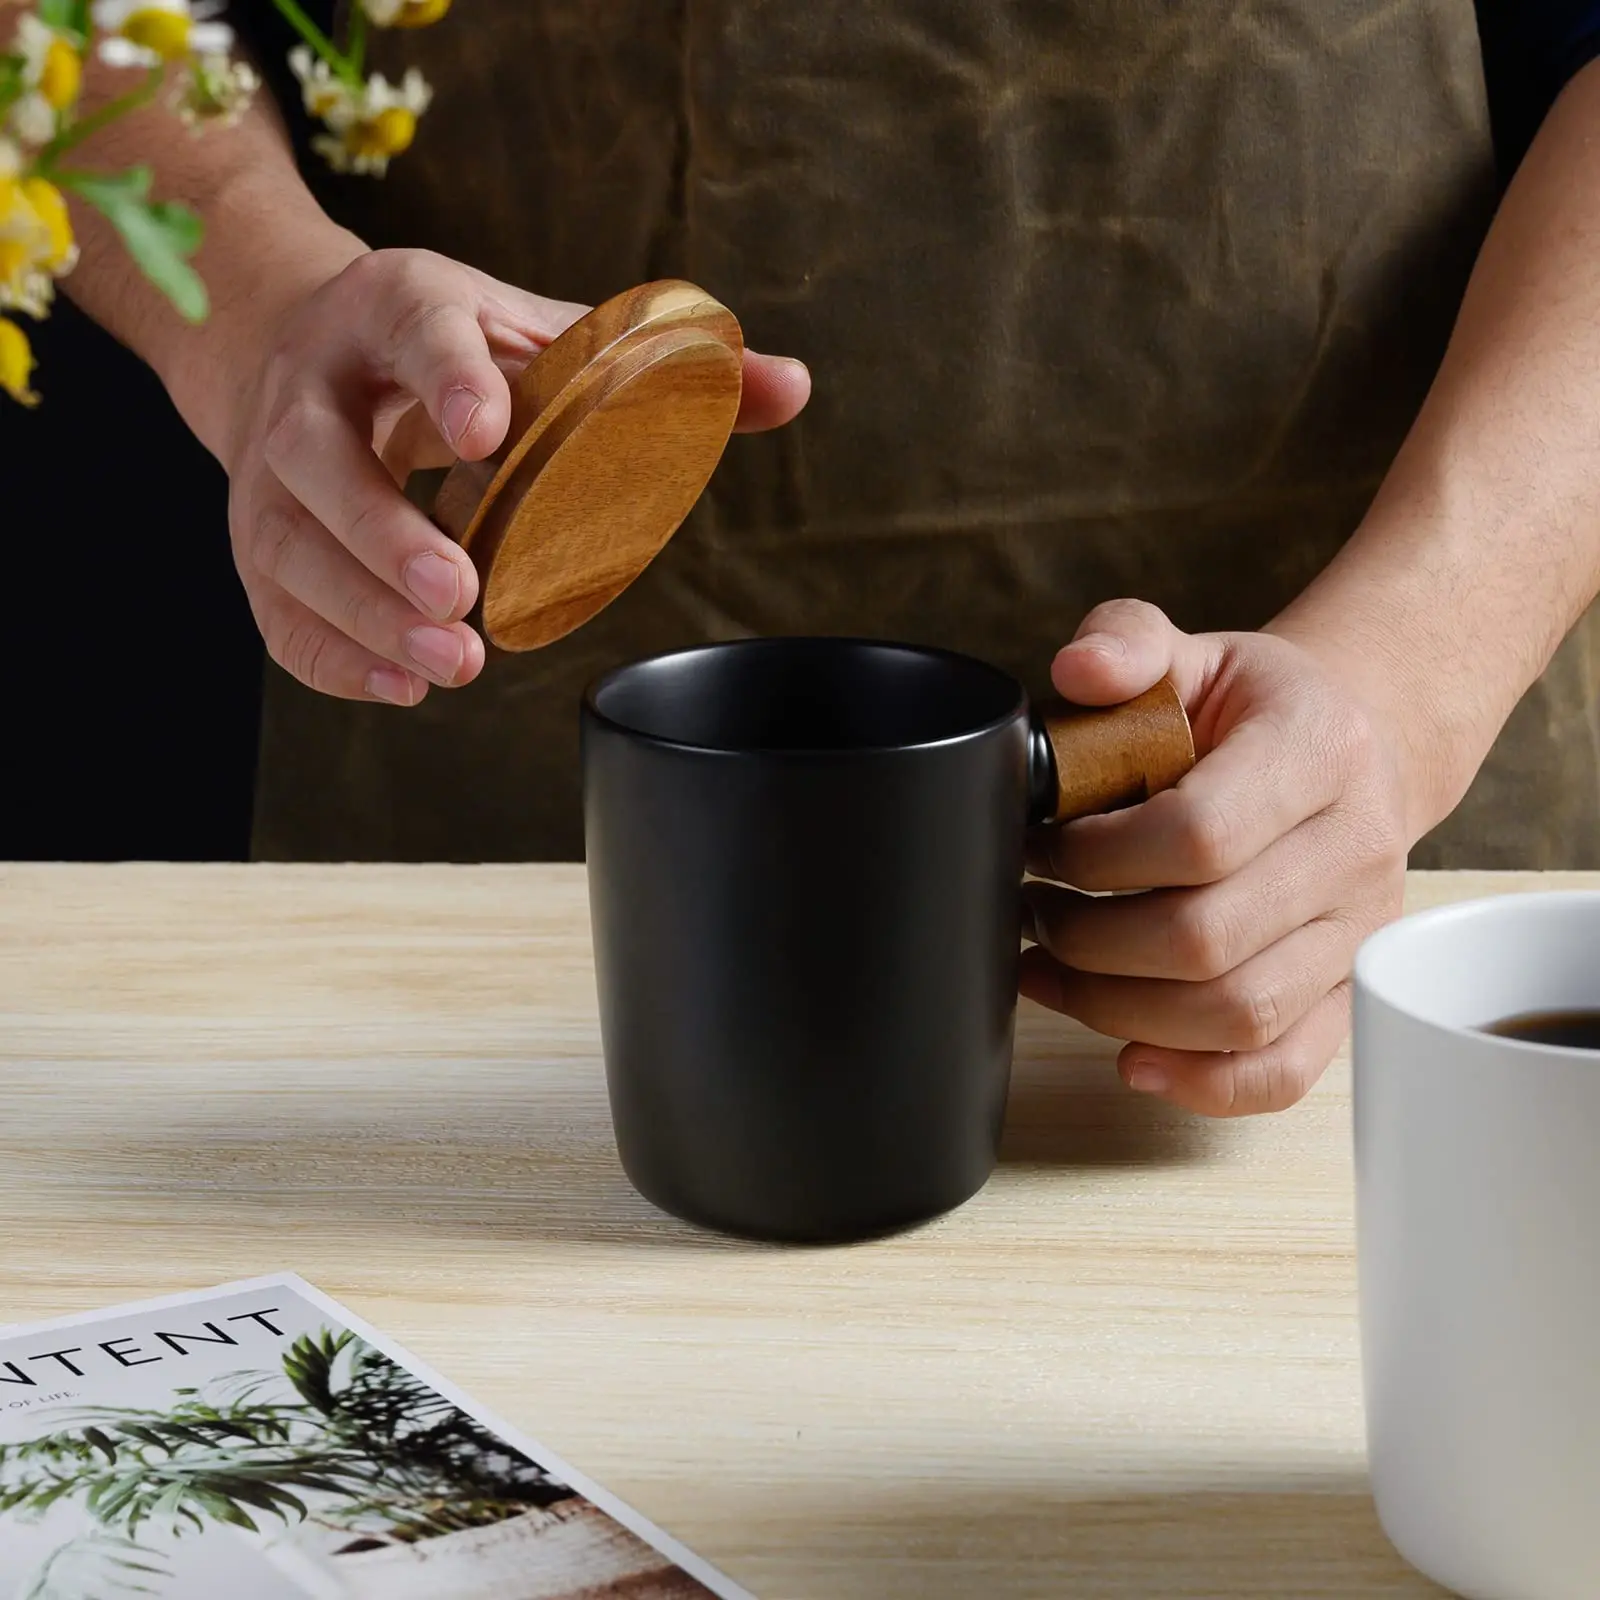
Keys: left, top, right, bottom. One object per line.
{"left": 0, "top": 1275, "right": 751, "bottom": 1600}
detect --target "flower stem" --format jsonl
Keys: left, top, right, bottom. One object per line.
{"left": 270, "top": 0, "right": 361, "bottom": 85}
{"left": 347, "top": 3, "right": 368, "bottom": 78}
{"left": 35, "top": 65, "right": 164, "bottom": 171}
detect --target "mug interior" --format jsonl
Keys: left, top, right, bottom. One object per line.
{"left": 586, "top": 638, "right": 1024, "bottom": 753}
{"left": 1355, "top": 892, "right": 1600, "bottom": 1038}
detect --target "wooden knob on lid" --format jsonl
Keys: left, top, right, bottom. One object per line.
{"left": 1035, "top": 679, "right": 1196, "bottom": 824}
{"left": 385, "top": 280, "right": 744, "bottom": 652}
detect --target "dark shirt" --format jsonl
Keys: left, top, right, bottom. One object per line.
{"left": 240, "top": 5, "right": 1600, "bottom": 185}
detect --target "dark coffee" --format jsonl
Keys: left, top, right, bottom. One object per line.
{"left": 1481, "top": 1010, "right": 1600, "bottom": 1050}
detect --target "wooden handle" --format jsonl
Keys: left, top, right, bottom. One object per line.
{"left": 1040, "top": 679, "right": 1195, "bottom": 824}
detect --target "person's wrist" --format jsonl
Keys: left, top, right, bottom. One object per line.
{"left": 158, "top": 174, "right": 368, "bottom": 468}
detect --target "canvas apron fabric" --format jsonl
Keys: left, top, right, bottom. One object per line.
{"left": 253, "top": 0, "right": 1600, "bottom": 867}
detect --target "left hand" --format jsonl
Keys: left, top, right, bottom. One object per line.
{"left": 1021, "top": 599, "right": 1413, "bottom": 1116}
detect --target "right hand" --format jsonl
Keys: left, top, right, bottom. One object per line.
{"left": 225, "top": 248, "right": 811, "bottom": 706}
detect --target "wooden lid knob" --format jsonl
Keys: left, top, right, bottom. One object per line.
{"left": 1039, "top": 679, "right": 1196, "bottom": 824}
{"left": 385, "top": 280, "right": 744, "bottom": 652}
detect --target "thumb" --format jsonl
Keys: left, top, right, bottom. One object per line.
{"left": 1050, "top": 598, "right": 1214, "bottom": 707}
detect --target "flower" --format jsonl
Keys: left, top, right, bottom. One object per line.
{"left": 0, "top": 169, "right": 52, "bottom": 315}
{"left": 22, "top": 178, "right": 75, "bottom": 271}
{"left": 291, "top": 49, "right": 431, "bottom": 176}
{"left": 360, "top": 0, "right": 451, "bottom": 27}
{"left": 92, "top": 0, "right": 233, "bottom": 69}
{"left": 8, "top": 12, "right": 84, "bottom": 146}
{"left": 172, "top": 50, "right": 258, "bottom": 127}
{"left": 287, "top": 44, "right": 351, "bottom": 122}
{"left": 0, "top": 315, "right": 38, "bottom": 406}
{"left": 0, "top": 168, "right": 76, "bottom": 319}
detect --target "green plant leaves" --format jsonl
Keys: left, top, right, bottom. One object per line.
{"left": 0, "top": 55, "right": 25, "bottom": 113}
{"left": 56, "top": 168, "right": 208, "bottom": 323}
{"left": 36, "top": 0, "right": 89, "bottom": 39}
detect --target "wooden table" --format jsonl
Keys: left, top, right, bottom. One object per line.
{"left": 0, "top": 866, "right": 1579, "bottom": 1599}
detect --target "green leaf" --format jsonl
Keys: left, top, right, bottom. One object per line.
{"left": 38, "top": 0, "right": 88, "bottom": 37}
{"left": 57, "top": 167, "right": 208, "bottom": 324}
{"left": 194, "top": 1487, "right": 259, "bottom": 1532}
{"left": 83, "top": 1427, "right": 120, "bottom": 1465}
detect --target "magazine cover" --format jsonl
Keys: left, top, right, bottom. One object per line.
{"left": 0, "top": 1275, "right": 748, "bottom": 1600}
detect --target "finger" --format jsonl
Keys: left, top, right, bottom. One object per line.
{"left": 473, "top": 264, "right": 810, "bottom": 435}
{"left": 1017, "top": 912, "right": 1358, "bottom": 1054}
{"left": 1049, "top": 598, "right": 1220, "bottom": 708}
{"left": 1027, "top": 804, "right": 1402, "bottom": 980}
{"left": 335, "top": 251, "right": 524, "bottom": 463}
{"left": 1028, "top": 711, "right": 1338, "bottom": 892}
{"left": 736, "top": 351, "right": 811, "bottom": 432}
{"left": 1117, "top": 983, "right": 1353, "bottom": 1117}
{"left": 261, "top": 386, "right": 481, "bottom": 626}
{"left": 380, "top": 298, "right": 516, "bottom": 464}
{"left": 252, "top": 583, "right": 431, "bottom": 706}
{"left": 245, "top": 482, "right": 485, "bottom": 688}
{"left": 469, "top": 272, "right": 590, "bottom": 360}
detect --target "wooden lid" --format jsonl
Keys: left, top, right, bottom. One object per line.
{"left": 387, "top": 281, "right": 744, "bottom": 652}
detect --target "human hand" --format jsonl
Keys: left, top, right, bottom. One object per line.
{"left": 224, "top": 249, "right": 811, "bottom": 705}
{"left": 1021, "top": 599, "right": 1413, "bottom": 1116}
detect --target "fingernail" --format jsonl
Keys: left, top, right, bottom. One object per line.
{"left": 405, "top": 551, "right": 461, "bottom": 621}
{"left": 1071, "top": 632, "right": 1126, "bottom": 659}
{"left": 406, "top": 625, "right": 464, "bottom": 684}
{"left": 779, "top": 356, "right": 810, "bottom": 377}
{"left": 1125, "top": 1062, "right": 1169, "bottom": 1094}
{"left": 441, "top": 387, "right": 484, "bottom": 450}
{"left": 366, "top": 667, "right": 417, "bottom": 706}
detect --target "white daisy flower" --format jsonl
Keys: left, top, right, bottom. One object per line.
{"left": 172, "top": 51, "right": 258, "bottom": 127}
{"left": 92, "top": 0, "right": 233, "bottom": 69}
{"left": 288, "top": 44, "right": 358, "bottom": 124}
{"left": 8, "top": 93, "right": 56, "bottom": 147}
{"left": 305, "top": 65, "right": 432, "bottom": 177}
{"left": 7, "top": 12, "right": 82, "bottom": 143}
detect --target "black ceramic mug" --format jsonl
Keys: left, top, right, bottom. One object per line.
{"left": 581, "top": 638, "right": 1193, "bottom": 1243}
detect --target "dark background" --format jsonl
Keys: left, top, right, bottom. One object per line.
{"left": 0, "top": 1, "right": 1591, "bottom": 861}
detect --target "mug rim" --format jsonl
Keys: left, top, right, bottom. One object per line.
{"left": 1354, "top": 890, "right": 1600, "bottom": 1056}
{"left": 581, "top": 636, "right": 1029, "bottom": 758}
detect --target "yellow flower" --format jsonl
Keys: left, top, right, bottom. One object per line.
{"left": 91, "top": 0, "right": 233, "bottom": 69}
{"left": 20, "top": 179, "right": 74, "bottom": 271}
{"left": 0, "top": 166, "right": 75, "bottom": 317}
{"left": 292, "top": 51, "right": 432, "bottom": 177}
{"left": 7, "top": 13, "right": 83, "bottom": 146}
{"left": 14, "top": 13, "right": 82, "bottom": 107}
{"left": 0, "top": 315, "right": 38, "bottom": 406}
{"left": 39, "top": 37, "right": 82, "bottom": 108}
{"left": 361, "top": 0, "right": 451, "bottom": 26}
{"left": 0, "top": 173, "right": 49, "bottom": 296}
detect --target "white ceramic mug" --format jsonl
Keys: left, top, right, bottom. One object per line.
{"left": 1353, "top": 892, "right": 1600, "bottom": 1600}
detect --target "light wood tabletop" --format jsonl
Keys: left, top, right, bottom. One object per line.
{"left": 0, "top": 865, "right": 1582, "bottom": 1599}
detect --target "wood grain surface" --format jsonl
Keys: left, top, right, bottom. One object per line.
{"left": 382, "top": 280, "right": 744, "bottom": 652}
{"left": 0, "top": 865, "right": 1580, "bottom": 1599}
{"left": 1042, "top": 678, "right": 1195, "bottom": 822}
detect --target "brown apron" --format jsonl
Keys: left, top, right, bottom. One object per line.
{"left": 254, "top": 1, "right": 1600, "bottom": 868}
